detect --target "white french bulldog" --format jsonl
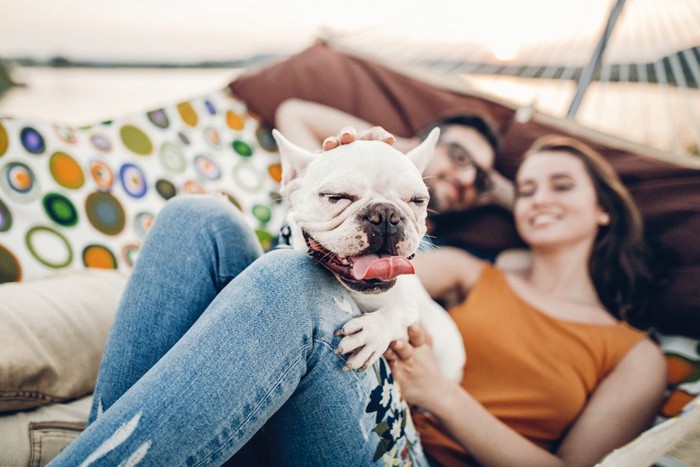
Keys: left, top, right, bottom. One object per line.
{"left": 271, "top": 129, "right": 466, "bottom": 381}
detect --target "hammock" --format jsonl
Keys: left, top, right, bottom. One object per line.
{"left": 230, "top": 41, "right": 700, "bottom": 338}
{"left": 318, "top": 0, "right": 700, "bottom": 160}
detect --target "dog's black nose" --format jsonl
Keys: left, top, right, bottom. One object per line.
{"left": 360, "top": 203, "right": 406, "bottom": 255}
{"left": 366, "top": 203, "right": 402, "bottom": 226}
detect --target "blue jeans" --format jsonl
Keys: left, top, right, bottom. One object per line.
{"left": 49, "top": 195, "right": 426, "bottom": 466}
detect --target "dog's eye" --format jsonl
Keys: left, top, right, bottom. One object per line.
{"left": 320, "top": 193, "right": 355, "bottom": 204}
{"left": 410, "top": 196, "right": 427, "bottom": 206}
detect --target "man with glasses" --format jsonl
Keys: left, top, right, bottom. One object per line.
{"left": 414, "top": 115, "right": 513, "bottom": 215}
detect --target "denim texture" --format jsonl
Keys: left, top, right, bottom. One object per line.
{"left": 49, "top": 195, "right": 425, "bottom": 466}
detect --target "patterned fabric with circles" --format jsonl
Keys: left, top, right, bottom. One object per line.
{"left": 0, "top": 89, "right": 286, "bottom": 283}
{"left": 659, "top": 335, "right": 700, "bottom": 420}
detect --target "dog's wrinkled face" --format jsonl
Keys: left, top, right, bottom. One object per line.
{"left": 273, "top": 129, "right": 439, "bottom": 294}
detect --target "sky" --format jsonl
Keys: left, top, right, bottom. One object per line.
{"left": 2, "top": 0, "right": 697, "bottom": 64}
{"left": 0, "top": 0, "right": 630, "bottom": 62}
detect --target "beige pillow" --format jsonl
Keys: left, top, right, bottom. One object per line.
{"left": 0, "top": 269, "right": 127, "bottom": 413}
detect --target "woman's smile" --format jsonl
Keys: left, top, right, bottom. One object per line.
{"left": 529, "top": 211, "right": 562, "bottom": 227}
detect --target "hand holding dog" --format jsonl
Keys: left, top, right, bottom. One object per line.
{"left": 384, "top": 324, "right": 455, "bottom": 411}
{"left": 335, "top": 303, "right": 418, "bottom": 371}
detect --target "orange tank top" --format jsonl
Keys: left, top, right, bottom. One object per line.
{"left": 413, "top": 263, "right": 648, "bottom": 466}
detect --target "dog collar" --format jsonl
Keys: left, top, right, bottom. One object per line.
{"left": 277, "top": 223, "right": 292, "bottom": 247}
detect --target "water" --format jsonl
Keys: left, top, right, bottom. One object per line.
{"left": 0, "top": 67, "right": 245, "bottom": 126}
{"left": 1, "top": 66, "right": 698, "bottom": 161}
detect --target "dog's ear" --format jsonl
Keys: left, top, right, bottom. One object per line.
{"left": 272, "top": 129, "right": 316, "bottom": 188}
{"left": 406, "top": 127, "right": 440, "bottom": 174}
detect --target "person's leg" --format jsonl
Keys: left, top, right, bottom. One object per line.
{"left": 50, "top": 249, "right": 426, "bottom": 466}
{"left": 90, "top": 195, "right": 263, "bottom": 423}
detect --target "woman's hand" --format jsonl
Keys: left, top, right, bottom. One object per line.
{"left": 384, "top": 323, "right": 453, "bottom": 410}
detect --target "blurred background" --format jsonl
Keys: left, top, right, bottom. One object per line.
{"left": 1, "top": 0, "right": 698, "bottom": 158}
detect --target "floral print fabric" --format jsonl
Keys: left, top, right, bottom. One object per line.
{"left": 366, "top": 358, "right": 424, "bottom": 466}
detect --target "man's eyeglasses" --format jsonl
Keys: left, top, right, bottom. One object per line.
{"left": 440, "top": 141, "right": 494, "bottom": 194}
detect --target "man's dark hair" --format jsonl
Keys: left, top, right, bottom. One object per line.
{"left": 418, "top": 114, "right": 501, "bottom": 153}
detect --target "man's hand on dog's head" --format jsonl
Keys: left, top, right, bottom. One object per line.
{"left": 322, "top": 126, "right": 396, "bottom": 151}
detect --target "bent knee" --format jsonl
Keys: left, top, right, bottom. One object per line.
{"left": 253, "top": 249, "right": 332, "bottom": 289}
{"left": 249, "top": 249, "right": 357, "bottom": 325}
{"left": 157, "top": 195, "right": 247, "bottom": 232}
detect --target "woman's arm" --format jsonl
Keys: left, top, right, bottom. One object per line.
{"left": 555, "top": 338, "right": 666, "bottom": 465}
{"left": 412, "top": 246, "right": 484, "bottom": 299}
{"left": 275, "top": 99, "right": 371, "bottom": 150}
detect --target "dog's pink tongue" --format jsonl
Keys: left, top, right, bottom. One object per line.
{"left": 352, "top": 254, "right": 414, "bottom": 281}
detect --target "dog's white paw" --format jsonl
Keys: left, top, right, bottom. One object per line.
{"left": 335, "top": 313, "right": 393, "bottom": 371}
